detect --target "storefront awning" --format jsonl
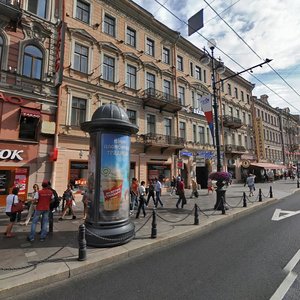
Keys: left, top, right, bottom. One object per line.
{"left": 250, "top": 162, "right": 285, "bottom": 170}
{"left": 20, "top": 107, "right": 41, "bottom": 118}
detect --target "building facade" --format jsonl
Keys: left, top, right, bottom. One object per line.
{"left": 0, "top": 0, "right": 61, "bottom": 205}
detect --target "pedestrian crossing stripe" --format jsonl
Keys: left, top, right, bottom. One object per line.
{"left": 271, "top": 209, "right": 300, "bottom": 221}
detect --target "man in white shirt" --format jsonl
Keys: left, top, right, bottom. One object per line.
{"left": 155, "top": 178, "right": 163, "bottom": 208}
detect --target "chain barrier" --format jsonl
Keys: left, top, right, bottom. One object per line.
{"left": 85, "top": 226, "right": 133, "bottom": 243}
{"left": 225, "top": 196, "right": 244, "bottom": 208}
{"left": 134, "top": 214, "right": 153, "bottom": 234}
{"left": 0, "top": 231, "right": 78, "bottom": 271}
{"left": 156, "top": 206, "right": 195, "bottom": 224}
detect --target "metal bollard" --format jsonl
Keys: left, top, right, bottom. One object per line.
{"left": 297, "top": 180, "right": 300, "bottom": 189}
{"left": 259, "top": 188, "right": 262, "bottom": 202}
{"left": 269, "top": 186, "right": 273, "bottom": 198}
{"left": 243, "top": 192, "right": 247, "bottom": 207}
{"left": 194, "top": 203, "right": 199, "bottom": 225}
{"left": 151, "top": 209, "right": 157, "bottom": 239}
{"left": 78, "top": 224, "right": 87, "bottom": 261}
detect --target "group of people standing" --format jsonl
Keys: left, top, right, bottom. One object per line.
{"left": 4, "top": 181, "right": 79, "bottom": 242}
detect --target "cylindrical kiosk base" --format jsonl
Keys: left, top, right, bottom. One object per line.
{"left": 85, "top": 220, "right": 135, "bottom": 247}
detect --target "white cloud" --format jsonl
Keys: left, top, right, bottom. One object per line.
{"left": 133, "top": 0, "right": 300, "bottom": 113}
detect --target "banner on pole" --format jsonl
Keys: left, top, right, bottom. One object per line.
{"left": 200, "top": 95, "right": 215, "bottom": 146}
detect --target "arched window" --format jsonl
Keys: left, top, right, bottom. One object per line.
{"left": 0, "top": 36, "right": 3, "bottom": 67}
{"left": 22, "top": 45, "right": 43, "bottom": 79}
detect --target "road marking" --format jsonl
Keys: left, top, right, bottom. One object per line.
{"left": 270, "top": 271, "right": 297, "bottom": 300}
{"left": 283, "top": 249, "right": 300, "bottom": 273}
{"left": 271, "top": 209, "right": 300, "bottom": 221}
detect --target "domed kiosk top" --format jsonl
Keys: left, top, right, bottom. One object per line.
{"left": 81, "top": 103, "right": 139, "bottom": 134}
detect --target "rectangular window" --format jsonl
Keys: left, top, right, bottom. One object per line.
{"left": 164, "top": 118, "right": 171, "bottom": 136}
{"left": 71, "top": 97, "right": 86, "bottom": 127}
{"left": 203, "top": 69, "right": 207, "bottom": 83}
{"left": 236, "top": 109, "right": 240, "bottom": 119}
{"left": 242, "top": 112, "right": 246, "bottom": 124}
{"left": 178, "top": 86, "right": 185, "bottom": 105}
{"left": 195, "top": 66, "right": 201, "bottom": 80}
{"left": 19, "top": 115, "right": 39, "bottom": 140}
{"left": 231, "top": 133, "right": 235, "bottom": 145}
{"left": 147, "top": 114, "right": 156, "bottom": 134}
{"left": 244, "top": 136, "right": 248, "bottom": 148}
{"left": 103, "top": 55, "right": 115, "bottom": 82}
{"left": 246, "top": 94, "right": 250, "bottom": 104}
{"left": 193, "top": 124, "right": 197, "bottom": 142}
{"left": 190, "top": 62, "right": 194, "bottom": 77}
{"left": 76, "top": 0, "right": 90, "bottom": 24}
{"left": 28, "top": 0, "right": 47, "bottom": 18}
{"left": 238, "top": 135, "right": 242, "bottom": 146}
{"left": 127, "top": 109, "right": 137, "bottom": 125}
{"left": 104, "top": 14, "right": 116, "bottom": 37}
{"left": 177, "top": 55, "right": 183, "bottom": 71}
{"left": 241, "top": 91, "right": 244, "bottom": 101}
{"left": 162, "top": 47, "right": 170, "bottom": 64}
{"left": 163, "top": 79, "right": 171, "bottom": 98}
{"left": 229, "top": 107, "right": 233, "bottom": 117}
{"left": 146, "top": 38, "right": 155, "bottom": 56}
{"left": 146, "top": 72, "right": 155, "bottom": 90}
{"left": 126, "top": 64, "right": 136, "bottom": 89}
{"left": 126, "top": 27, "right": 136, "bottom": 47}
{"left": 74, "top": 43, "right": 88, "bottom": 73}
{"left": 198, "top": 126, "right": 205, "bottom": 144}
{"left": 227, "top": 83, "right": 232, "bottom": 96}
{"left": 179, "top": 122, "right": 186, "bottom": 139}
{"left": 191, "top": 91, "right": 195, "bottom": 107}
{"left": 234, "top": 87, "right": 238, "bottom": 99}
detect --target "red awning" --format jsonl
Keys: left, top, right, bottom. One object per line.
{"left": 250, "top": 162, "right": 285, "bottom": 170}
{"left": 20, "top": 107, "right": 41, "bottom": 118}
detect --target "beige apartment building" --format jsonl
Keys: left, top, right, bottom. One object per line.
{"left": 53, "top": 0, "right": 256, "bottom": 194}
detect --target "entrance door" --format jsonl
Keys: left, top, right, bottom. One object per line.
{"left": 196, "top": 166, "right": 208, "bottom": 189}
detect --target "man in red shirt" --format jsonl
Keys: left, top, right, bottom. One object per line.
{"left": 27, "top": 180, "right": 53, "bottom": 242}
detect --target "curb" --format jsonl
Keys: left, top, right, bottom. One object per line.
{"left": 0, "top": 195, "right": 282, "bottom": 299}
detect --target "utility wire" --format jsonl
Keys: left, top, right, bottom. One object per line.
{"left": 152, "top": 0, "right": 300, "bottom": 113}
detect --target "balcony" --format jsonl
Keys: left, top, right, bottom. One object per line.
{"left": 222, "top": 115, "right": 242, "bottom": 129}
{"left": 0, "top": 0, "right": 22, "bottom": 22}
{"left": 142, "top": 88, "right": 182, "bottom": 113}
{"left": 225, "top": 144, "right": 246, "bottom": 153}
{"left": 142, "top": 133, "right": 185, "bottom": 153}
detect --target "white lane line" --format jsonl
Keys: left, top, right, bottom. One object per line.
{"left": 283, "top": 249, "right": 300, "bottom": 273}
{"left": 270, "top": 271, "right": 297, "bottom": 300}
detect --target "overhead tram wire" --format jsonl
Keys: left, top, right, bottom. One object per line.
{"left": 152, "top": 0, "right": 300, "bottom": 114}
{"left": 203, "top": 0, "right": 300, "bottom": 111}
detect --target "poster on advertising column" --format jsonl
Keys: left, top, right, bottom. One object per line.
{"left": 99, "top": 133, "right": 130, "bottom": 221}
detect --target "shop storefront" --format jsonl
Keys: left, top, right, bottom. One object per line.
{"left": 147, "top": 163, "right": 171, "bottom": 187}
{"left": 69, "top": 160, "right": 88, "bottom": 193}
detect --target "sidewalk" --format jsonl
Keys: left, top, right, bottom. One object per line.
{"left": 0, "top": 179, "right": 299, "bottom": 298}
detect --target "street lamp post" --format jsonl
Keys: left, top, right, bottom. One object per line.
{"left": 209, "top": 39, "right": 222, "bottom": 172}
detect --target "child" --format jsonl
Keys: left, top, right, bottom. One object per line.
{"left": 207, "top": 178, "right": 214, "bottom": 194}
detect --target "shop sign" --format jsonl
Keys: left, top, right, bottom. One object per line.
{"left": 0, "top": 92, "right": 25, "bottom": 105}
{"left": 192, "top": 108, "right": 205, "bottom": 116}
{"left": 0, "top": 149, "right": 23, "bottom": 161}
{"left": 177, "top": 159, "right": 184, "bottom": 169}
{"left": 196, "top": 156, "right": 205, "bottom": 167}
{"left": 180, "top": 151, "right": 193, "bottom": 157}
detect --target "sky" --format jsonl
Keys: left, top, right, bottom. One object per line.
{"left": 132, "top": 0, "right": 300, "bottom": 114}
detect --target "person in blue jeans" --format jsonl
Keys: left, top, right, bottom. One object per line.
{"left": 27, "top": 180, "right": 53, "bottom": 242}
{"left": 155, "top": 178, "right": 163, "bottom": 208}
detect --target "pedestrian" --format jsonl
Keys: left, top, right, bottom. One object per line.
{"left": 170, "top": 176, "right": 176, "bottom": 196}
{"left": 81, "top": 189, "right": 88, "bottom": 220}
{"left": 136, "top": 181, "right": 146, "bottom": 218}
{"left": 4, "top": 187, "right": 20, "bottom": 238}
{"left": 207, "top": 178, "right": 214, "bottom": 194}
{"left": 146, "top": 179, "right": 155, "bottom": 206}
{"left": 21, "top": 184, "right": 39, "bottom": 226}
{"left": 130, "top": 178, "right": 139, "bottom": 212}
{"left": 246, "top": 173, "right": 256, "bottom": 197}
{"left": 190, "top": 178, "right": 199, "bottom": 198}
{"left": 27, "top": 180, "right": 53, "bottom": 242}
{"left": 155, "top": 178, "right": 163, "bottom": 208}
{"left": 176, "top": 179, "right": 187, "bottom": 208}
{"left": 59, "top": 184, "right": 76, "bottom": 220}
{"left": 48, "top": 181, "right": 60, "bottom": 232}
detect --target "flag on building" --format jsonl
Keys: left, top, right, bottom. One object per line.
{"left": 200, "top": 95, "right": 215, "bottom": 146}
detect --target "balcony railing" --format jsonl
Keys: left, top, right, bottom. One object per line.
{"left": 222, "top": 115, "right": 242, "bottom": 129}
{"left": 142, "top": 88, "right": 182, "bottom": 113}
{"left": 144, "top": 133, "right": 185, "bottom": 146}
{"left": 0, "top": 0, "right": 22, "bottom": 21}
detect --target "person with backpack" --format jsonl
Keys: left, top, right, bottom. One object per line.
{"left": 21, "top": 184, "right": 39, "bottom": 226}
{"left": 59, "top": 184, "right": 76, "bottom": 221}
{"left": 136, "top": 181, "right": 146, "bottom": 219}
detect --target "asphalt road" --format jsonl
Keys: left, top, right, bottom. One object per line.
{"left": 11, "top": 191, "right": 300, "bottom": 300}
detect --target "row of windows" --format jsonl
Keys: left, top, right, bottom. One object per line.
{"left": 221, "top": 104, "right": 252, "bottom": 126}
{"left": 264, "top": 129, "right": 281, "bottom": 144}
{"left": 256, "top": 109, "right": 278, "bottom": 126}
